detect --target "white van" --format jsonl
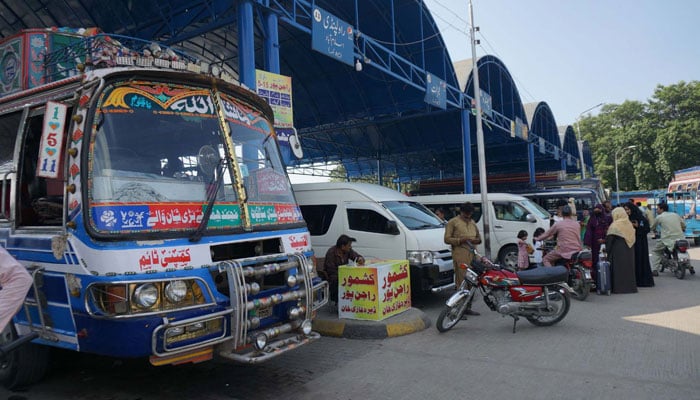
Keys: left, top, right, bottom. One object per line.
{"left": 293, "top": 182, "right": 454, "bottom": 295}
{"left": 514, "top": 188, "right": 603, "bottom": 221}
{"left": 411, "top": 193, "right": 551, "bottom": 268}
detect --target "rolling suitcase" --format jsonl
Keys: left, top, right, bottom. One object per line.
{"left": 596, "top": 245, "right": 611, "bottom": 295}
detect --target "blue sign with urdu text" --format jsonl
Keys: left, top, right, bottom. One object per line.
{"left": 311, "top": 7, "right": 354, "bottom": 67}
{"left": 479, "top": 89, "right": 493, "bottom": 117}
{"left": 424, "top": 72, "right": 446, "bottom": 110}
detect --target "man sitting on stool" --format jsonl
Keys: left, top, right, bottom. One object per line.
{"left": 322, "top": 235, "right": 365, "bottom": 306}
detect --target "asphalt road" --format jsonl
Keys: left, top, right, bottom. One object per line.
{"left": 4, "top": 241, "right": 700, "bottom": 400}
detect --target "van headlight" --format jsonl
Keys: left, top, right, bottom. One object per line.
{"left": 407, "top": 250, "right": 434, "bottom": 265}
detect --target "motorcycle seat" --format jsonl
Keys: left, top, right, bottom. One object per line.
{"left": 517, "top": 265, "right": 568, "bottom": 285}
{"left": 571, "top": 249, "right": 592, "bottom": 262}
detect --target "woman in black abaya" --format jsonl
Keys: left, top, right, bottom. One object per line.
{"left": 606, "top": 207, "right": 637, "bottom": 294}
{"left": 624, "top": 202, "right": 655, "bottom": 287}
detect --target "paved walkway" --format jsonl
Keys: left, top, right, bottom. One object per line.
{"left": 313, "top": 242, "right": 700, "bottom": 339}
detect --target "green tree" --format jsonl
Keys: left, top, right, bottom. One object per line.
{"left": 582, "top": 81, "right": 700, "bottom": 192}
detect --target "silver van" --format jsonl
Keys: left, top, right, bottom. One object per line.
{"left": 411, "top": 193, "right": 551, "bottom": 268}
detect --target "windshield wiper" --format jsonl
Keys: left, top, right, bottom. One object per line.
{"left": 189, "top": 160, "right": 225, "bottom": 242}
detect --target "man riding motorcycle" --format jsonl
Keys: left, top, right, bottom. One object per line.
{"left": 651, "top": 202, "right": 693, "bottom": 275}
{"left": 534, "top": 205, "right": 582, "bottom": 267}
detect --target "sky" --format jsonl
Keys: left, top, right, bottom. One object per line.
{"left": 424, "top": 0, "right": 700, "bottom": 126}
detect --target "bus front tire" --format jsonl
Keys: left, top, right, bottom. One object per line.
{"left": 0, "top": 326, "right": 49, "bottom": 390}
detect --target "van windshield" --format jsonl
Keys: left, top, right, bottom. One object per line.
{"left": 519, "top": 199, "right": 550, "bottom": 219}
{"left": 382, "top": 201, "right": 443, "bottom": 230}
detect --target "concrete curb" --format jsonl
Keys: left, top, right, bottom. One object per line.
{"left": 312, "top": 307, "right": 431, "bottom": 339}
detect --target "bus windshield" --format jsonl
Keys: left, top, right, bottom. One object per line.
{"left": 89, "top": 80, "right": 301, "bottom": 235}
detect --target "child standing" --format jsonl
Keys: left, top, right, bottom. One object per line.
{"left": 517, "top": 230, "right": 532, "bottom": 270}
{"left": 532, "top": 227, "right": 545, "bottom": 267}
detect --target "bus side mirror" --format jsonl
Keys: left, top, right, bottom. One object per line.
{"left": 385, "top": 220, "right": 400, "bottom": 235}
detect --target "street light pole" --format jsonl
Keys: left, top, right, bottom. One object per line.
{"left": 615, "top": 145, "right": 637, "bottom": 205}
{"left": 576, "top": 102, "right": 604, "bottom": 179}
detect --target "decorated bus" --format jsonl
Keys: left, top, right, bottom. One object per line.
{"left": 0, "top": 28, "right": 327, "bottom": 388}
{"left": 666, "top": 166, "right": 700, "bottom": 244}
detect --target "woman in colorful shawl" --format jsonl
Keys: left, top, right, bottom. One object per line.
{"left": 606, "top": 207, "right": 637, "bottom": 294}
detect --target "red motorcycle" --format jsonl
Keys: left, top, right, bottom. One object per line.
{"left": 436, "top": 244, "right": 574, "bottom": 333}
{"left": 542, "top": 240, "right": 594, "bottom": 301}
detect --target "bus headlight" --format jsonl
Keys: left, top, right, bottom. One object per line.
{"left": 133, "top": 283, "right": 159, "bottom": 308}
{"left": 165, "top": 280, "right": 188, "bottom": 303}
{"left": 254, "top": 333, "right": 268, "bottom": 351}
{"left": 301, "top": 319, "right": 313, "bottom": 335}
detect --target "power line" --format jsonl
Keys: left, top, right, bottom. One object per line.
{"left": 427, "top": 0, "right": 539, "bottom": 104}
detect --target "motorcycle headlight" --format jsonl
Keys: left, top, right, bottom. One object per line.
{"left": 407, "top": 250, "right": 434, "bottom": 265}
{"left": 164, "top": 280, "right": 188, "bottom": 303}
{"left": 465, "top": 268, "right": 480, "bottom": 284}
{"left": 133, "top": 283, "right": 159, "bottom": 308}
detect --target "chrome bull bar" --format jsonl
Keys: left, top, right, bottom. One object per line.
{"left": 216, "top": 253, "right": 328, "bottom": 363}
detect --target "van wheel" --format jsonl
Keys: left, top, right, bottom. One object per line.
{"left": 498, "top": 245, "right": 519, "bottom": 269}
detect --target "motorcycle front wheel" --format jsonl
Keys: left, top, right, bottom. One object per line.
{"left": 436, "top": 298, "right": 470, "bottom": 333}
{"left": 571, "top": 266, "right": 590, "bottom": 301}
{"left": 526, "top": 289, "right": 570, "bottom": 327}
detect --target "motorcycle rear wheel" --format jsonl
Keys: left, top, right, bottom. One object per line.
{"left": 526, "top": 289, "right": 570, "bottom": 327}
{"left": 674, "top": 262, "right": 686, "bottom": 279}
{"left": 571, "top": 267, "right": 590, "bottom": 301}
{"left": 436, "top": 298, "right": 469, "bottom": 333}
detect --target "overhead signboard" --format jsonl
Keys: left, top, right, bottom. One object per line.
{"left": 424, "top": 72, "right": 446, "bottom": 110}
{"left": 255, "top": 69, "right": 293, "bottom": 128}
{"left": 311, "top": 7, "right": 354, "bottom": 67}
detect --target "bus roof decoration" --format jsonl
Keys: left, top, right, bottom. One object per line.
{"left": 0, "top": 28, "right": 238, "bottom": 98}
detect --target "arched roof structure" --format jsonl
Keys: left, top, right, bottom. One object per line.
{"left": 524, "top": 101, "right": 563, "bottom": 172}
{"left": 462, "top": 55, "right": 529, "bottom": 175}
{"left": 558, "top": 126, "right": 581, "bottom": 175}
{"left": 0, "top": 0, "right": 590, "bottom": 182}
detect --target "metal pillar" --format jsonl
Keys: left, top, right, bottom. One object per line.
{"left": 238, "top": 0, "right": 256, "bottom": 89}
{"left": 461, "top": 109, "right": 473, "bottom": 194}
{"left": 528, "top": 142, "right": 535, "bottom": 186}
{"left": 264, "top": 11, "right": 280, "bottom": 73}
{"left": 469, "top": 0, "right": 490, "bottom": 258}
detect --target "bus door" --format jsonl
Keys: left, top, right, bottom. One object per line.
{"left": 12, "top": 104, "right": 79, "bottom": 350}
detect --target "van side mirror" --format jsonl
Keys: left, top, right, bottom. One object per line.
{"left": 385, "top": 220, "right": 400, "bottom": 235}
{"left": 525, "top": 214, "right": 536, "bottom": 223}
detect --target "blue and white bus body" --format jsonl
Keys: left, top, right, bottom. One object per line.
{"left": 0, "top": 31, "right": 326, "bottom": 388}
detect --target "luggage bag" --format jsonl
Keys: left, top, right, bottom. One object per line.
{"left": 597, "top": 245, "right": 611, "bottom": 295}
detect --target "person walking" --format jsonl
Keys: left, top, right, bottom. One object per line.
{"left": 624, "top": 202, "right": 655, "bottom": 287}
{"left": 606, "top": 207, "right": 637, "bottom": 293}
{"left": 534, "top": 205, "right": 582, "bottom": 267}
{"left": 651, "top": 202, "right": 687, "bottom": 276}
{"left": 0, "top": 246, "right": 33, "bottom": 332}
{"left": 444, "top": 202, "right": 482, "bottom": 316}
